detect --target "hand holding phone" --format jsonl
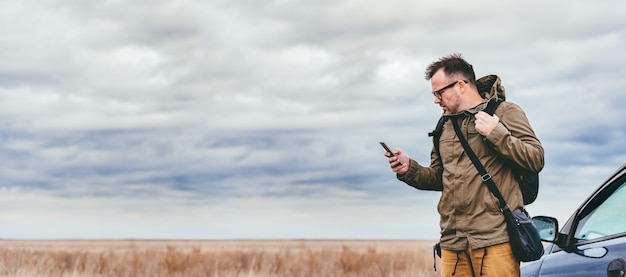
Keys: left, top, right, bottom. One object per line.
{"left": 380, "top": 141, "right": 403, "bottom": 166}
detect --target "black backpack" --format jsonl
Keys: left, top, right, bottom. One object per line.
{"left": 428, "top": 99, "right": 539, "bottom": 205}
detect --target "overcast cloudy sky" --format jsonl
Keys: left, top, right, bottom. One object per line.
{"left": 0, "top": 0, "right": 625, "bottom": 239}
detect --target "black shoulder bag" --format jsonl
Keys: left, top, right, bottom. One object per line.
{"left": 451, "top": 118, "right": 543, "bottom": 262}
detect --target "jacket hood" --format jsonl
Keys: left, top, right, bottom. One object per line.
{"left": 476, "top": 75, "right": 506, "bottom": 101}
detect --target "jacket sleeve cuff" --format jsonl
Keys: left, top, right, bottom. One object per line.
{"left": 486, "top": 122, "right": 508, "bottom": 144}
{"left": 397, "top": 159, "right": 420, "bottom": 182}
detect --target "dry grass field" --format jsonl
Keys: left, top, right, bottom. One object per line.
{"left": 0, "top": 239, "right": 440, "bottom": 277}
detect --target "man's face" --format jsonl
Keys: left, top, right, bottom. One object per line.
{"left": 431, "top": 70, "right": 461, "bottom": 115}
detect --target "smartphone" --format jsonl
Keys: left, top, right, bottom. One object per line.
{"left": 379, "top": 141, "right": 403, "bottom": 165}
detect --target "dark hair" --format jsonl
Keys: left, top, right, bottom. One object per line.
{"left": 424, "top": 53, "right": 476, "bottom": 85}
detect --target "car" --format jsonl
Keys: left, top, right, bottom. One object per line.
{"left": 521, "top": 163, "right": 626, "bottom": 277}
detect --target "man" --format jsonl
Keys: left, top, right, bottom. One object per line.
{"left": 385, "top": 54, "right": 544, "bottom": 276}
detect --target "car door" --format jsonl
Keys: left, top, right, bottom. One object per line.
{"left": 536, "top": 175, "right": 626, "bottom": 276}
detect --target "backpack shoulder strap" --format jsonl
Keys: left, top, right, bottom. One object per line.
{"left": 484, "top": 99, "right": 504, "bottom": 115}
{"left": 428, "top": 116, "right": 448, "bottom": 163}
{"left": 428, "top": 116, "right": 447, "bottom": 138}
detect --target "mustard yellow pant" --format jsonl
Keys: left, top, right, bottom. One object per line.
{"left": 440, "top": 242, "right": 519, "bottom": 277}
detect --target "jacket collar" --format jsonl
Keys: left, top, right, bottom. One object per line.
{"left": 444, "top": 99, "right": 490, "bottom": 119}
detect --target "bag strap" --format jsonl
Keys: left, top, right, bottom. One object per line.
{"left": 451, "top": 119, "right": 510, "bottom": 211}
{"left": 484, "top": 99, "right": 503, "bottom": 116}
{"left": 428, "top": 116, "right": 448, "bottom": 165}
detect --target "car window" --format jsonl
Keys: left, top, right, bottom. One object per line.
{"left": 574, "top": 180, "right": 626, "bottom": 241}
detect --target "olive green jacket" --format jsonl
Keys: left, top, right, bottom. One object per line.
{"left": 398, "top": 75, "right": 544, "bottom": 251}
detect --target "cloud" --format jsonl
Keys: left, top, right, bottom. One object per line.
{"left": 0, "top": 0, "right": 625, "bottom": 239}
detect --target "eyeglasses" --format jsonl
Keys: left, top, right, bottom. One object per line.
{"left": 432, "top": 80, "right": 469, "bottom": 99}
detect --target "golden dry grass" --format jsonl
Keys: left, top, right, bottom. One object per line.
{"left": 0, "top": 239, "right": 440, "bottom": 277}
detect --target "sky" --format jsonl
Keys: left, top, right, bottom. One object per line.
{"left": 0, "top": 0, "right": 625, "bottom": 240}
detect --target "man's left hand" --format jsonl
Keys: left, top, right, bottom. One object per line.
{"left": 475, "top": 111, "right": 499, "bottom": 137}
